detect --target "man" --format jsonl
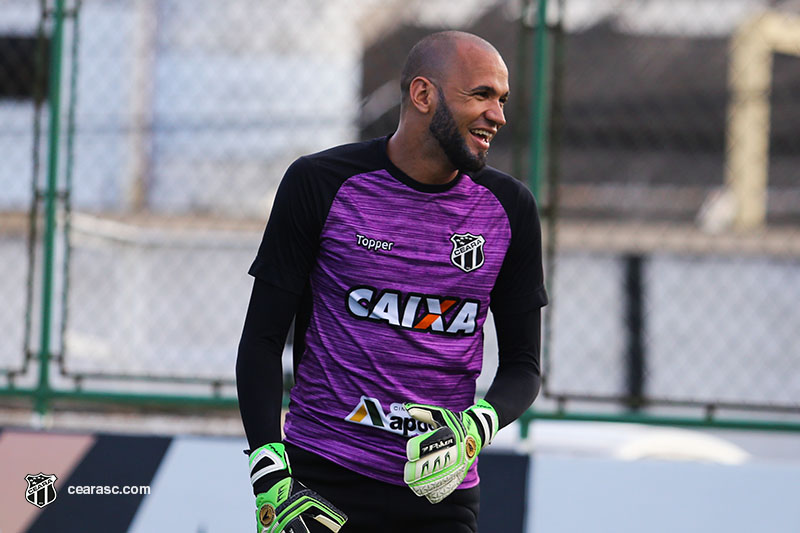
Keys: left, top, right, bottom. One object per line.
{"left": 237, "top": 31, "right": 547, "bottom": 533}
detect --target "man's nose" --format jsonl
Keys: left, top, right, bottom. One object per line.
{"left": 486, "top": 101, "right": 506, "bottom": 127}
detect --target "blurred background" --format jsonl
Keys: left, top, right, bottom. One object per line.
{"left": 0, "top": 0, "right": 799, "bottom": 532}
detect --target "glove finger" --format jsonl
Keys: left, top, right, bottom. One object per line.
{"left": 295, "top": 489, "right": 347, "bottom": 532}
{"left": 309, "top": 510, "right": 346, "bottom": 533}
{"left": 406, "top": 426, "right": 455, "bottom": 461}
{"left": 408, "top": 455, "right": 468, "bottom": 503}
{"left": 284, "top": 516, "right": 310, "bottom": 533}
{"left": 424, "top": 473, "right": 464, "bottom": 504}
{"left": 273, "top": 487, "right": 347, "bottom": 533}
{"left": 404, "top": 403, "right": 448, "bottom": 428}
{"left": 405, "top": 443, "right": 457, "bottom": 480}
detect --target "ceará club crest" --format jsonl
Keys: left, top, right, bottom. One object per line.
{"left": 25, "top": 472, "right": 58, "bottom": 508}
{"left": 450, "top": 233, "right": 485, "bottom": 273}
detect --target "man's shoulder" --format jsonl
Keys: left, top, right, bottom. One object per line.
{"left": 470, "top": 165, "right": 535, "bottom": 204}
{"left": 280, "top": 137, "right": 388, "bottom": 193}
{"left": 471, "top": 165, "right": 517, "bottom": 183}
{"left": 298, "top": 137, "right": 386, "bottom": 172}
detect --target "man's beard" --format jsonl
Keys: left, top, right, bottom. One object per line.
{"left": 428, "top": 90, "right": 487, "bottom": 173}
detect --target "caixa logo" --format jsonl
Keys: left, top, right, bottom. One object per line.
{"left": 346, "top": 286, "right": 479, "bottom": 336}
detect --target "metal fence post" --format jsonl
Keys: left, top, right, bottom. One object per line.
{"left": 529, "top": 0, "right": 551, "bottom": 199}
{"left": 35, "top": 0, "right": 67, "bottom": 416}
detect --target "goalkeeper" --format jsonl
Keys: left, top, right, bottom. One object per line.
{"left": 237, "top": 30, "right": 547, "bottom": 533}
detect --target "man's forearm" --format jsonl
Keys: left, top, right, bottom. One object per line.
{"left": 236, "top": 278, "right": 300, "bottom": 449}
{"left": 237, "top": 337, "right": 284, "bottom": 448}
{"left": 484, "top": 307, "right": 542, "bottom": 428}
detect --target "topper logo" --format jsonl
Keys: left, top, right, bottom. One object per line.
{"left": 356, "top": 233, "right": 395, "bottom": 252}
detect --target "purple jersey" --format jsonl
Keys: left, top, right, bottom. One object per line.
{"left": 249, "top": 136, "right": 546, "bottom": 487}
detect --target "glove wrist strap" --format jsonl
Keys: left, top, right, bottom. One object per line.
{"left": 249, "top": 442, "right": 290, "bottom": 489}
{"left": 467, "top": 399, "right": 499, "bottom": 447}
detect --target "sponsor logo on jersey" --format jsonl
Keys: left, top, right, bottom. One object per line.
{"left": 355, "top": 233, "right": 395, "bottom": 252}
{"left": 345, "top": 396, "right": 433, "bottom": 437}
{"left": 450, "top": 233, "right": 485, "bottom": 273}
{"left": 346, "top": 286, "right": 479, "bottom": 336}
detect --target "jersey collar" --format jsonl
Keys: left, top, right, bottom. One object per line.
{"left": 380, "top": 135, "right": 466, "bottom": 193}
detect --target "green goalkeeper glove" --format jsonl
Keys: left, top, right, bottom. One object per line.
{"left": 248, "top": 443, "right": 347, "bottom": 533}
{"left": 403, "top": 399, "right": 499, "bottom": 504}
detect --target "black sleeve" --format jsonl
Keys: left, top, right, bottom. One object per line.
{"left": 478, "top": 173, "right": 547, "bottom": 428}
{"left": 239, "top": 155, "right": 338, "bottom": 450}
{"left": 484, "top": 307, "right": 542, "bottom": 429}
{"left": 241, "top": 153, "right": 347, "bottom": 450}
{"left": 248, "top": 157, "right": 325, "bottom": 294}
{"left": 489, "top": 180, "right": 548, "bottom": 313}
{"left": 236, "top": 278, "right": 301, "bottom": 449}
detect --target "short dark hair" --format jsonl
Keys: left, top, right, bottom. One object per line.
{"left": 399, "top": 31, "right": 497, "bottom": 109}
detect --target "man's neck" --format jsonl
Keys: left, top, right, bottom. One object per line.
{"left": 387, "top": 129, "right": 459, "bottom": 186}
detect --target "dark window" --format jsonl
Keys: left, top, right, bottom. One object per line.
{"left": 0, "top": 35, "right": 50, "bottom": 102}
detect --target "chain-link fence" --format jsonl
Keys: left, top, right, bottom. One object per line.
{"left": 0, "top": 0, "right": 539, "bottom": 405}
{"left": 0, "top": 0, "right": 798, "bottom": 425}
{"left": 540, "top": 0, "right": 800, "bottom": 420}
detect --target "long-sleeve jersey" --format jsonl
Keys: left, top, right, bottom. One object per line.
{"left": 237, "top": 135, "right": 547, "bottom": 488}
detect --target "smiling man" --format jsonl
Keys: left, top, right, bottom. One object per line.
{"left": 391, "top": 32, "right": 508, "bottom": 179}
{"left": 237, "top": 31, "right": 547, "bottom": 533}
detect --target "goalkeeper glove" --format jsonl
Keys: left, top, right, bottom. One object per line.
{"left": 248, "top": 443, "right": 347, "bottom": 533}
{"left": 403, "top": 399, "right": 499, "bottom": 504}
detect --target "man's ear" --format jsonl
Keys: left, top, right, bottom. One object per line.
{"left": 408, "top": 76, "right": 437, "bottom": 114}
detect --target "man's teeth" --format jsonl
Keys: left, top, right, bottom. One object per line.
{"left": 471, "top": 129, "right": 491, "bottom": 140}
